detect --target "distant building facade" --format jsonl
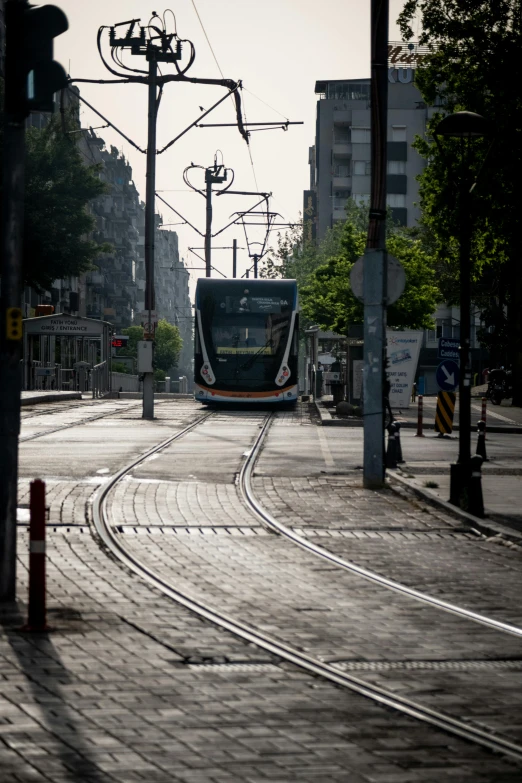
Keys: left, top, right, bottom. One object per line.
{"left": 307, "top": 69, "right": 427, "bottom": 239}
{"left": 17, "top": 84, "right": 192, "bottom": 373}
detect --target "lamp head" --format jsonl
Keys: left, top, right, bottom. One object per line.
{"left": 435, "top": 111, "right": 492, "bottom": 139}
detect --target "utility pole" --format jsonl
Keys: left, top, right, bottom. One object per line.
{"left": 363, "top": 0, "right": 389, "bottom": 489}
{"left": 108, "top": 17, "right": 182, "bottom": 420}
{"left": 203, "top": 159, "right": 228, "bottom": 277}
{"left": 0, "top": 0, "right": 68, "bottom": 602}
{"left": 253, "top": 254, "right": 259, "bottom": 279}
{"left": 143, "top": 51, "right": 158, "bottom": 419}
{"left": 232, "top": 239, "right": 237, "bottom": 278}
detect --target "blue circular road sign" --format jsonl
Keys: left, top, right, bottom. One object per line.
{"left": 436, "top": 360, "right": 460, "bottom": 391}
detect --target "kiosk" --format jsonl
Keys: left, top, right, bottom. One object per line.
{"left": 23, "top": 313, "right": 112, "bottom": 396}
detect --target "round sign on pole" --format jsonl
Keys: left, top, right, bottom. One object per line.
{"left": 350, "top": 253, "right": 406, "bottom": 305}
{"left": 436, "top": 360, "right": 460, "bottom": 392}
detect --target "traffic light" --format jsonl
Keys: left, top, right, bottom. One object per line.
{"left": 6, "top": 308, "right": 23, "bottom": 341}
{"left": 4, "top": 1, "right": 69, "bottom": 119}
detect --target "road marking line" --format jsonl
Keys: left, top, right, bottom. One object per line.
{"left": 471, "top": 404, "right": 521, "bottom": 425}
{"left": 317, "top": 427, "right": 335, "bottom": 467}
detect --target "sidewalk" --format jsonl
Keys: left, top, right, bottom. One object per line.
{"left": 21, "top": 391, "right": 83, "bottom": 406}
{"left": 317, "top": 388, "right": 522, "bottom": 433}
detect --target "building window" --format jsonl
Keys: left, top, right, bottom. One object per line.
{"left": 333, "top": 163, "right": 350, "bottom": 177}
{"left": 353, "top": 160, "right": 371, "bottom": 176}
{"left": 391, "top": 125, "right": 407, "bottom": 142}
{"left": 326, "top": 82, "right": 370, "bottom": 101}
{"left": 352, "top": 193, "right": 370, "bottom": 206}
{"left": 386, "top": 193, "right": 406, "bottom": 208}
{"left": 387, "top": 160, "right": 406, "bottom": 174}
{"left": 333, "top": 127, "right": 351, "bottom": 143}
{"left": 333, "top": 189, "right": 350, "bottom": 208}
{"left": 351, "top": 127, "right": 371, "bottom": 144}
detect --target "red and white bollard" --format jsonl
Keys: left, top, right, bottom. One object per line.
{"left": 415, "top": 395, "right": 424, "bottom": 437}
{"left": 23, "top": 479, "right": 49, "bottom": 632}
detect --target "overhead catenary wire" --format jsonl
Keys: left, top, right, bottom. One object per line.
{"left": 190, "top": 0, "right": 225, "bottom": 80}
{"left": 240, "top": 86, "right": 260, "bottom": 191}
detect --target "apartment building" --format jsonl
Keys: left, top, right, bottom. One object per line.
{"left": 303, "top": 45, "right": 487, "bottom": 386}
{"left": 305, "top": 68, "right": 427, "bottom": 240}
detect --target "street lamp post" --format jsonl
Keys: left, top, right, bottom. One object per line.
{"left": 434, "top": 111, "right": 492, "bottom": 508}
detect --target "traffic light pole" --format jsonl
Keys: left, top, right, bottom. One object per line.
{"left": 143, "top": 53, "right": 158, "bottom": 420}
{"left": 0, "top": 3, "right": 27, "bottom": 602}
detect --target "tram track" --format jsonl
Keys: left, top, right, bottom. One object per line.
{"left": 20, "top": 399, "right": 153, "bottom": 443}
{"left": 92, "top": 408, "right": 522, "bottom": 763}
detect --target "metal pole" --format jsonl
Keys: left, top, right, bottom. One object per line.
{"left": 458, "top": 184, "right": 472, "bottom": 474}
{"left": 0, "top": 0, "right": 26, "bottom": 601}
{"left": 232, "top": 238, "right": 237, "bottom": 278}
{"left": 143, "top": 53, "right": 157, "bottom": 420}
{"left": 205, "top": 170, "right": 212, "bottom": 277}
{"left": 253, "top": 254, "right": 258, "bottom": 279}
{"left": 363, "top": 0, "right": 389, "bottom": 489}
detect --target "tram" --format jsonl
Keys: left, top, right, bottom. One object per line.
{"left": 194, "top": 278, "right": 299, "bottom": 404}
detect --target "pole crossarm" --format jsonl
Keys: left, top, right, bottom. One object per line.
{"left": 155, "top": 193, "right": 204, "bottom": 236}
{"left": 212, "top": 196, "right": 268, "bottom": 238}
{"left": 157, "top": 89, "right": 237, "bottom": 153}
{"left": 66, "top": 86, "right": 146, "bottom": 153}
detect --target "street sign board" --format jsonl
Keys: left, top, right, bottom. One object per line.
{"left": 436, "top": 359, "right": 460, "bottom": 391}
{"left": 438, "top": 337, "right": 460, "bottom": 362}
{"left": 350, "top": 253, "right": 406, "bottom": 305}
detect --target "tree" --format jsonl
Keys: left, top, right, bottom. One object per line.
{"left": 22, "top": 111, "right": 112, "bottom": 291}
{"left": 398, "top": 0, "right": 522, "bottom": 401}
{"left": 260, "top": 215, "right": 345, "bottom": 287}
{"left": 154, "top": 319, "right": 183, "bottom": 373}
{"left": 300, "top": 219, "right": 441, "bottom": 335}
{"left": 121, "top": 320, "right": 183, "bottom": 377}
{"left": 0, "top": 100, "right": 111, "bottom": 292}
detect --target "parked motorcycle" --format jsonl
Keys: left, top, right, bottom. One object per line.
{"left": 486, "top": 368, "right": 513, "bottom": 405}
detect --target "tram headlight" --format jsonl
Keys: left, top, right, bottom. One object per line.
{"left": 275, "top": 364, "right": 290, "bottom": 386}
{"left": 200, "top": 362, "right": 215, "bottom": 385}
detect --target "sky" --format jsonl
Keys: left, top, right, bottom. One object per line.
{"left": 54, "top": 0, "right": 410, "bottom": 286}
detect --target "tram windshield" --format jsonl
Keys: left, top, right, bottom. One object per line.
{"left": 211, "top": 312, "right": 289, "bottom": 356}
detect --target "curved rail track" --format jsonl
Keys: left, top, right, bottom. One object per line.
{"left": 90, "top": 409, "right": 522, "bottom": 762}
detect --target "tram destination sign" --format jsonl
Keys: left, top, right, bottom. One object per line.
{"left": 24, "top": 314, "right": 106, "bottom": 336}
{"left": 225, "top": 296, "right": 283, "bottom": 314}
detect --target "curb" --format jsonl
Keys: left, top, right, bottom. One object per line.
{"left": 21, "top": 392, "right": 82, "bottom": 406}
{"left": 314, "top": 400, "right": 364, "bottom": 427}
{"left": 314, "top": 401, "right": 522, "bottom": 434}
{"left": 388, "top": 471, "right": 522, "bottom": 544}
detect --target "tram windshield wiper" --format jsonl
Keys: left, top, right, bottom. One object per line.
{"left": 239, "top": 338, "right": 273, "bottom": 370}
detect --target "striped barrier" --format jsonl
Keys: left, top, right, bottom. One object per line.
{"left": 435, "top": 391, "right": 456, "bottom": 436}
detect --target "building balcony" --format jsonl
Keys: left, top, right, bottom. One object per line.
{"left": 333, "top": 206, "right": 347, "bottom": 220}
{"left": 332, "top": 176, "right": 351, "bottom": 189}
{"left": 333, "top": 143, "right": 351, "bottom": 158}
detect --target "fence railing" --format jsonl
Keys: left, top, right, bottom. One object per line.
{"left": 92, "top": 361, "right": 110, "bottom": 398}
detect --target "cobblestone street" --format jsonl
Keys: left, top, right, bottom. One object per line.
{"left": 1, "top": 399, "right": 522, "bottom": 780}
